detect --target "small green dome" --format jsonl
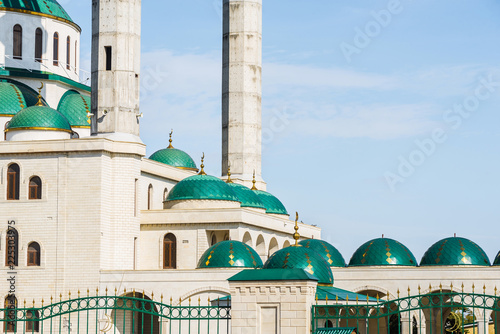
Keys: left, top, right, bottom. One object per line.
{"left": 263, "top": 246, "right": 333, "bottom": 285}
{"left": 227, "top": 183, "right": 266, "bottom": 209}
{"left": 0, "top": 0, "right": 74, "bottom": 23}
{"left": 150, "top": 148, "right": 198, "bottom": 171}
{"left": 420, "top": 237, "right": 490, "bottom": 266}
{"left": 253, "top": 190, "right": 288, "bottom": 215}
{"left": 6, "top": 106, "right": 72, "bottom": 133}
{"left": 349, "top": 238, "right": 417, "bottom": 267}
{"left": 197, "top": 240, "right": 263, "bottom": 269}
{"left": 166, "top": 174, "right": 240, "bottom": 202}
{"left": 494, "top": 251, "right": 500, "bottom": 266}
{"left": 299, "top": 239, "right": 346, "bottom": 267}
{"left": 57, "top": 91, "right": 91, "bottom": 127}
{"left": 0, "top": 80, "right": 48, "bottom": 116}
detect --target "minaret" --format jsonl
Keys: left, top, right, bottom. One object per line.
{"left": 91, "top": 0, "right": 141, "bottom": 140}
{"left": 222, "top": 0, "right": 264, "bottom": 189}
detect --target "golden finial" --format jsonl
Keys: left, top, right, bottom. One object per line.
{"left": 41, "top": 299, "right": 44, "bottom": 307}
{"left": 472, "top": 284, "right": 475, "bottom": 293}
{"left": 87, "top": 289, "right": 90, "bottom": 297}
{"left": 429, "top": 283, "right": 432, "bottom": 292}
{"left": 151, "top": 291, "right": 154, "bottom": 300}
{"left": 366, "top": 294, "right": 369, "bottom": 303}
{"left": 167, "top": 130, "right": 174, "bottom": 149}
{"left": 494, "top": 286, "right": 497, "bottom": 296}
{"left": 292, "top": 212, "right": 301, "bottom": 246}
{"left": 59, "top": 293, "right": 62, "bottom": 302}
{"left": 335, "top": 295, "right": 338, "bottom": 304}
{"left": 68, "top": 291, "right": 71, "bottom": 299}
{"left": 461, "top": 283, "right": 464, "bottom": 292}
{"left": 198, "top": 153, "right": 207, "bottom": 175}
{"left": 208, "top": 297, "right": 211, "bottom": 304}
{"left": 50, "top": 295, "right": 53, "bottom": 303}
{"left": 105, "top": 287, "right": 108, "bottom": 296}
{"left": 315, "top": 294, "right": 318, "bottom": 304}
{"left": 198, "top": 297, "right": 201, "bottom": 306}
{"left": 483, "top": 284, "right": 486, "bottom": 294}
{"left": 387, "top": 291, "right": 390, "bottom": 301}
{"left": 325, "top": 295, "right": 328, "bottom": 305}
{"left": 450, "top": 283, "right": 453, "bottom": 292}
{"left": 397, "top": 289, "right": 400, "bottom": 299}
{"left": 179, "top": 297, "right": 182, "bottom": 305}
{"left": 32, "top": 299, "right": 35, "bottom": 307}
{"left": 189, "top": 297, "right": 191, "bottom": 306}
{"left": 418, "top": 285, "right": 421, "bottom": 294}
{"left": 24, "top": 299, "right": 26, "bottom": 307}
{"left": 226, "top": 163, "right": 233, "bottom": 183}
{"left": 123, "top": 288, "right": 126, "bottom": 294}
{"left": 251, "top": 170, "right": 257, "bottom": 190}
{"left": 133, "top": 289, "right": 135, "bottom": 298}
{"left": 376, "top": 294, "right": 379, "bottom": 302}
{"left": 161, "top": 294, "right": 164, "bottom": 303}
{"left": 346, "top": 295, "right": 349, "bottom": 303}
{"left": 439, "top": 283, "right": 442, "bottom": 293}
{"left": 114, "top": 288, "right": 117, "bottom": 296}
{"left": 35, "top": 82, "right": 44, "bottom": 106}
{"left": 408, "top": 287, "right": 410, "bottom": 297}
{"left": 356, "top": 295, "right": 359, "bottom": 304}
{"left": 96, "top": 288, "right": 99, "bottom": 295}
{"left": 78, "top": 290, "right": 80, "bottom": 298}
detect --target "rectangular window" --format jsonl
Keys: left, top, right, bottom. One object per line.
{"left": 105, "top": 46, "right": 112, "bottom": 71}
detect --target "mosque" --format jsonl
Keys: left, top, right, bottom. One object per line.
{"left": 0, "top": 1, "right": 499, "bottom": 334}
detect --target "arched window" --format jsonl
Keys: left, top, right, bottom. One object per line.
{"left": 7, "top": 164, "right": 20, "bottom": 200}
{"left": 163, "top": 188, "right": 169, "bottom": 202}
{"left": 66, "top": 36, "right": 70, "bottom": 69}
{"left": 26, "top": 310, "right": 40, "bottom": 332}
{"left": 211, "top": 234, "right": 217, "bottom": 246}
{"left": 147, "top": 184, "right": 153, "bottom": 210}
{"left": 29, "top": 176, "right": 42, "bottom": 200}
{"left": 27, "top": 242, "right": 41, "bottom": 266}
{"left": 53, "top": 32, "right": 59, "bottom": 65}
{"left": 13, "top": 24, "right": 22, "bottom": 60}
{"left": 4, "top": 295, "right": 17, "bottom": 332}
{"left": 5, "top": 227, "right": 18, "bottom": 266}
{"left": 35, "top": 28, "right": 43, "bottom": 62}
{"left": 163, "top": 233, "right": 176, "bottom": 269}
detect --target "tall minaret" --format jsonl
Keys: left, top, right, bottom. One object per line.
{"left": 91, "top": 0, "right": 141, "bottom": 140}
{"left": 222, "top": 0, "right": 265, "bottom": 189}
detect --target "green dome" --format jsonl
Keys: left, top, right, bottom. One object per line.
{"left": 227, "top": 183, "right": 266, "bottom": 209}
{"left": 263, "top": 246, "right": 333, "bottom": 285}
{"left": 6, "top": 106, "right": 72, "bottom": 133}
{"left": 0, "top": 0, "right": 74, "bottom": 23}
{"left": 57, "top": 91, "right": 91, "bottom": 127}
{"left": 299, "top": 239, "right": 346, "bottom": 267}
{"left": 149, "top": 148, "right": 198, "bottom": 171}
{"left": 253, "top": 190, "right": 288, "bottom": 215}
{"left": 0, "top": 80, "right": 47, "bottom": 116}
{"left": 494, "top": 251, "right": 500, "bottom": 266}
{"left": 197, "top": 240, "right": 263, "bottom": 269}
{"left": 349, "top": 238, "right": 417, "bottom": 267}
{"left": 166, "top": 174, "right": 240, "bottom": 202}
{"left": 420, "top": 237, "right": 490, "bottom": 266}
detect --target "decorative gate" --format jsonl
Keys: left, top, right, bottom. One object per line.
{"left": 0, "top": 292, "right": 230, "bottom": 334}
{"left": 312, "top": 289, "right": 500, "bottom": 334}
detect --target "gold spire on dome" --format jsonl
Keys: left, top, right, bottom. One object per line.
{"left": 292, "top": 212, "right": 301, "bottom": 247}
{"left": 198, "top": 153, "right": 207, "bottom": 175}
{"left": 226, "top": 163, "right": 233, "bottom": 183}
{"left": 35, "top": 82, "right": 44, "bottom": 106}
{"left": 167, "top": 129, "right": 174, "bottom": 148}
{"left": 251, "top": 170, "right": 257, "bottom": 190}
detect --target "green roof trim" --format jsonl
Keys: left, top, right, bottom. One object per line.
{"left": 263, "top": 246, "right": 333, "bottom": 285}
{"left": 228, "top": 268, "right": 318, "bottom": 282}
{"left": 57, "top": 90, "right": 91, "bottom": 127}
{"left": 253, "top": 189, "right": 288, "bottom": 215}
{"left": 149, "top": 148, "right": 197, "bottom": 170}
{"left": 493, "top": 251, "right": 500, "bottom": 266}
{"left": 166, "top": 174, "right": 240, "bottom": 203}
{"left": 197, "top": 241, "right": 263, "bottom": 269}
{"left": 227, "top": 183, "right": 266, "bottom": 209}
{"left": 349, "top": 237, "right": 417, "bottom": 267}
{"left": 1, "top": 68, "right": 90, "bottom": 92}
{"left": 6, "top": 106, "right": 72, "bottom": 132}
{"left": 0, "top": 0, "right": 77, "bottom": 27}
{"left": 314, "top": 328, "right": 356, "bottom": 334}
{"left": 420, "top": 237, "right": 490, "bottom": 266}
{"left": 299, "top": 239, "right": 346, "bottom": 267}
{"left": 316, "top": 286, "right": 377, "bottom": 302}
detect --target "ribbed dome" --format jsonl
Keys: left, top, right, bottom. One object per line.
{"left": 0, "top": 80, "right": 47, "bottom": 116}
{"left": 263, "top": 246, "right": 333, "bottom": 285}
{"left": 420, "top": 237, "right": 490, "bottom": 266}
{"left": 227, "top": 183, "right": 266, "bottom": 209}
{"left": 6, "top": 106, "right": 72, "bottom": 133}
{"left": 197, "top": 240, "right": 263, "bottom": 269}
{"left": 149, "top": 148, "right": 198, "bottom": 171}
{"left": 57, "top": 91, "right": 91, "bottom": 127}
{"left": 349, "top": 238, "right": 417, "bottom": 267}
{"left": 166, "top": 174, "right": 240, "bottom": 202}
{"left": 0, "top": 0, "right": 74, "bottom": 23}
{"left": 299, "top": 239, "right": 346, "bottom": 267}
{"left": 253, "top": 190, "right": 288, "bottom": 215}
{"left": 494, "top": 251, "right": 500, "bottom": 266}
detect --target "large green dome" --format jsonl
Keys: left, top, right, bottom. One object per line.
{"left": 166, "top": 174, "right": 240, "bottom": 203}
{"left": 253, "top": 190, "right": 288, "bottom": 215}
{"left": 420, "top": 237, "right": 490, "bottom": 266}
{"left": 0, "top": 0, "right": 74, "bottom": 23}
{"left": 57, "top": 91, "right": 91, "bottom": 128}
{"left": 263, "top": 246, "right": 333, "bottom": 285}
{"left": 227, "top": 183, "right": 266, "bottom": 209}
{"left": 349, "top": 238, "right": 417, "bottom": 267}
{"left": 6, "top": 106, "right": 72, "bottom": 133}
{"left": 299, "top": 239, "right": 346, "bottom": 267}
{"left": 0, "top": 80, "right": 47, "bottom": 116}
{"left": 197, "top": 240, "right": 263, "bottom": 269}
{"left": 149, "top": 148, "right": 198, "bottom": 171}
{"left": 494, "top": 251, "right": 500, "bottom": 266}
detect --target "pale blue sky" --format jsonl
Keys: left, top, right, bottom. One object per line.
{"left": 63, "top": 0, "right": 500, "bottom": 263}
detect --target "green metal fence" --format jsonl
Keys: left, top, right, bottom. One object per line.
{"left": 1, "top": 293, "right": 230, "bottom": 334}
{"left": 312, "top": 290, "right": 500, "bottom": 334}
